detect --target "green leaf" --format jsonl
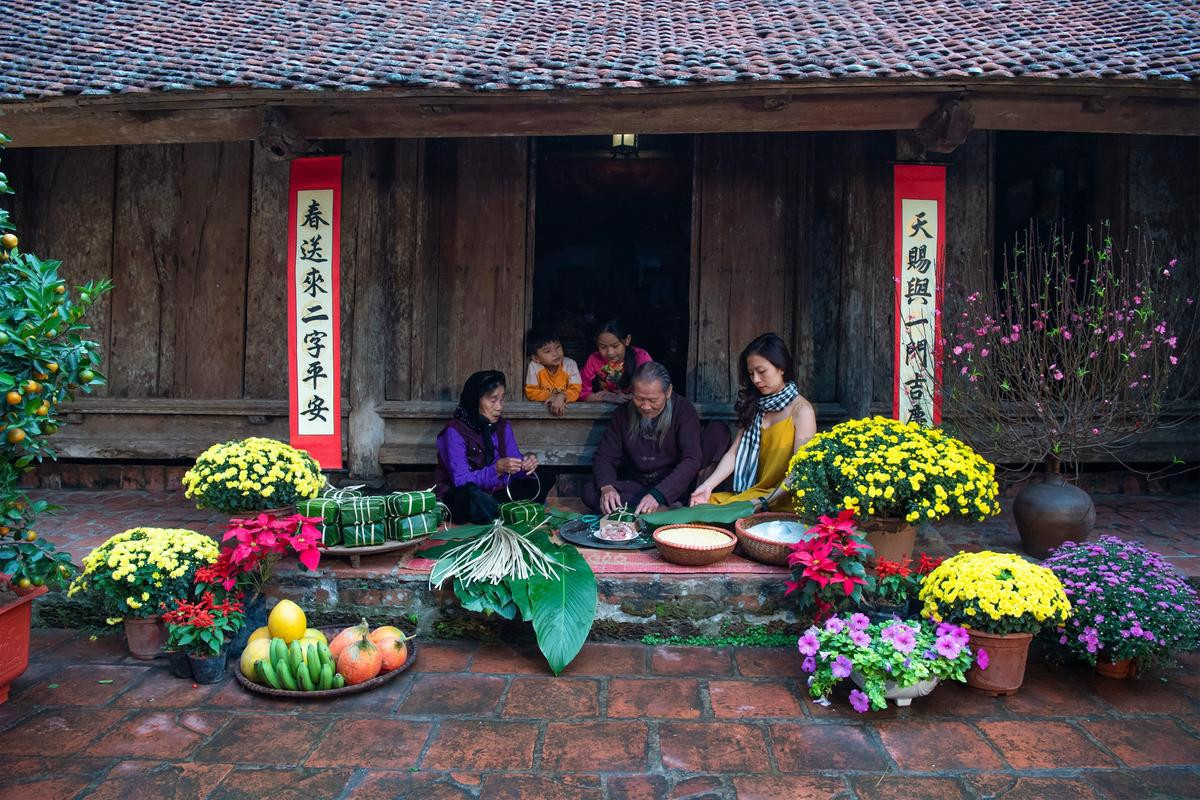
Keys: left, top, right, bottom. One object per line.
{"left": 97, "top": 679, "right": 114, "bottom": 684}
{"left": 527, "top": 544, "right": 597, "bottom": 675}
{"left": 640, "top": 501, "right": 757, "bottom": 531}
{"left": 508, "top": 577, "right": 533, "bottom": 621}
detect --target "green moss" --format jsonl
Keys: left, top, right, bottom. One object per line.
{"left": 641, "top": 623, "right": 799, "bottom": 648}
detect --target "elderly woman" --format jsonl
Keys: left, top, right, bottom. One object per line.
{"left": 583, "top": 362, "right": 713, "bottom": 515}
{"left": 434, "top": 370, "right": 542, "bottom": 524}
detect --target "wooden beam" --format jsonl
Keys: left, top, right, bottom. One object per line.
{"left": 1, "top": 85, "right": 1195, "bottom": 147}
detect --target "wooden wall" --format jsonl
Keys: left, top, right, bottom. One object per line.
{"left": 0, "top": 130, "right": 1195, "bottom": 469}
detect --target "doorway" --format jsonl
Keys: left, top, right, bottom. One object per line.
{"left": 531, "top": 135, "right": 693, "bottom": 390}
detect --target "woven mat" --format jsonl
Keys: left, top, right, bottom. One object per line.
{"left": 407, "top": 539, "right": 787, "bottom": 576}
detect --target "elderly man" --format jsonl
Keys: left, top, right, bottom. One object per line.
{"left": 583, "top": 361, "right": 707, "bottom": 515}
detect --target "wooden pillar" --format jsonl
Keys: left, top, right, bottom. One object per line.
{"left": 346, "top": 140, "right": 395, "bottom": 480}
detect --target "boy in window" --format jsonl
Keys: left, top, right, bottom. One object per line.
{"left": 524, "top": 328, "right": 582, "bottom": 417}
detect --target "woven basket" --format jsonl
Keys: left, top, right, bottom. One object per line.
{"left": 733, "top": 513, "right": 806, "bottom": 567}
{"left": 652, "top": 524, "right": 736, "bottom": 567}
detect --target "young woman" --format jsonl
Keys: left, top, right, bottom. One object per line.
{"left": 689, "top": 333, "right": 816, "bottom": 512}
{"left": 434, "top": 370, "right": 542, "bottom": 524}
{"left": 579, "top": 319, "right": 653, "bottom": 403}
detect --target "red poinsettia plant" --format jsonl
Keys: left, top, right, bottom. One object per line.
{"left": 163, "top": 592, "right": 245, "bottom": 657}
{"left": 785, "top": 510, "right": 875, "bottom": 623}
{"left": 195, "top": 513, "right": 322, "bottom": 600}
{"left": 869, "top": 553, "right": 945, "bottom": 607}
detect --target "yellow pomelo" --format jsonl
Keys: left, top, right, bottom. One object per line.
{"left": 240, "top": 638, "right": 273, "bottom": 679}
{"left": 247, "top": 626, "right": 271, "bottom": 644}
{"left": 266, "top": 599, "right": 308, "bottom": 644}
{"left": 303, "top": 628, "right": 327, "bottom": 644}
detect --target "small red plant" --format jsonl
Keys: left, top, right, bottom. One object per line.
{"left": 163, "top": 592, "right": 245, "bottom": 657}
{"left": 868, "top": 552, "right": 946, "bottom": 607}
{"left": 785, "top": 510, "right": 875, "bottom": 623}
{"left": 195, "top": 513, "right": 322, "bottom": 600}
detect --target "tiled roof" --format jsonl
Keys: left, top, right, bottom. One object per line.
{"left": 1, "top": 0, "right": 1196, "bottom": 102}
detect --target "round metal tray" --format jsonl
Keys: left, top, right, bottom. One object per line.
{"left": 557, "top": 517, "right": 656, "bottom": 550}
{"left": 235, "top": 636, "right": 417, "bottom": 699}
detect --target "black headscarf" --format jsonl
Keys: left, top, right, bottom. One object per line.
{"left": 453, "top": 370, "right": 507, "bottom": 464}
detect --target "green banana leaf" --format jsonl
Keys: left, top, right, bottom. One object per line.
{"left": 640, "top": 500, "right": 759, "bottom": 530}
{"left": 528, "top": 543, "right": 597, "bottom": 675}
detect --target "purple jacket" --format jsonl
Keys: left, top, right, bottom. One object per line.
{"left": 434, "top": 417, "right": 524, "bottom": 498}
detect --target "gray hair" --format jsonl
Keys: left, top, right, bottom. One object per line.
{"left": 627, "top": 362, "right": 674, "bottom": 447}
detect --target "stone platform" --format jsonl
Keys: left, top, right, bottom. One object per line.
{"left": 23, "top": 488, "right": 1200, "bottom": 639}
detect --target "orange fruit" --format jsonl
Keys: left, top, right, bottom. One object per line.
{"left": 53, "top": 285, "right": 66, "bottom": 295}
{"left": 16, "top": 578, "right": 31, "bottom": 589}
{"left": 6, "top": 429, "right": 25, "bottom": 444}
{"left": 78, "top": 370, "right": 95, "bottom": 384}
{"left": 23, "top": 380, "right": 40, "bottom": 394}
{"left": 1, "top": 234, "right": 17, "bottom": 249}
{"left": 33, "top": 372, "right": 48, "bottom": 381}
{"left": 35, "top": 403, "right": 48, "bottom": 416}
{"left": 23, "top": 530, "right": 36, "bottom": 541}
{"left": 5, "top": 391, "right": 20, "bottom": 405}
{"left": 46, "top": 362, "right": 58, "bottom": 373}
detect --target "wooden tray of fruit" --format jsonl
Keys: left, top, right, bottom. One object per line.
{"left": 236, "top": 622, "right": 416, "bottom": 699}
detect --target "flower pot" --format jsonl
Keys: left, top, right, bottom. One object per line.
{"left": 188, "top": 650, "right": 229, "bottom": 684}
{"left": 227, "top": 592, "right": 266, "bottom": 660}
{"left": 1095, "top": 657, "right": 1134, "bottom": 679}
{"left": 123, "top": 615, "right": 167, "bottom": 660}
{"left": 861, "top": 518, "right": 918, "bottom": 564}
{"left": 1013, "top": 475, "right": 1095, "bottom": 560}
{"left": 0, "top": 584, "right": 48, "bottom": 704}
{"left": 851, "top": 670, "right": 940, "bottom": 708}
{"left": 964, "top": 630, "right": 1033, "bottom": 696}
{"left": 164, "top": 649, "right": 193, "bottom": 679}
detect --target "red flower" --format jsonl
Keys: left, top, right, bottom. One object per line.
{"left": 916, "top": 553, "right": 944, "bottom": 574}
{"left": 874, "top": 558, "right": 912, "bottom": 578}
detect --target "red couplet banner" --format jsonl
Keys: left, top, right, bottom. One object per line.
{"left": 287, "top": 156, "right": 343, "bottom": 469}
{"left": 892, "top": 164, "right": 947, "bottom": 426}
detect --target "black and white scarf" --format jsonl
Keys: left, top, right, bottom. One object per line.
{"left": 733, "top": 381, "right": 799, "bottom": 492}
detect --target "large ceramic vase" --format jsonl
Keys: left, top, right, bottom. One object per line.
{"left": 123, "top": 615, "right": 168, "bottom": 660}
{"left": 861, "top": 518, "right": 918, "bottom": 564}
{"left": 0, "top": 584, "right": 48, "bottom": 703}
{"left": 1012, "top": 474, "right": 1095, "bottom": 559}
{"left": 964, "top": 630, "right": 1033, "bottom": 696}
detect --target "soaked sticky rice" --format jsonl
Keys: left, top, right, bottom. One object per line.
{"left": 745, "top": 519, "right": 808, "bottom": 543}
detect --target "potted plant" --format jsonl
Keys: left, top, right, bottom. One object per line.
{"left": 801, "top": 614, "right": 977, "bottom": 711}
{"left": 919, "top": 550, "right": 1071, "bottom": 695}
{"left": 943, "top": 225, "right": 1196, "bottom": 558}
{"left": 784, "top": 510, "right": 875, "bottom": 624}
{"left": 194, "top": 511, "right": 322, "bottom": 657}
{"left": 0, "top": 132, "right": 112, "bottom": 702}
{"left": 182, "top": 436, "right": 325, "bottom": 515}
{"left": 1043, "top": 536, "right": 1200, "bottom": 677}
{"left": 163, "top": 592, "right": 245, "bottom": 684}
{"left": 859, "top": 553, "right": 943, "bottom": 622}
{"left": 787, "top": 416, "right": 1001, "bottom": 563}
{"left": 67, "top": 527, "right": 220, "bottom": 659}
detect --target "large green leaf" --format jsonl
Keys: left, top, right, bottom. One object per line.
{"left": 527, "top": 544, "right": 597, "bottom": 675}
{"left": 640, "top": 500, "right": 758, "bottom": 531}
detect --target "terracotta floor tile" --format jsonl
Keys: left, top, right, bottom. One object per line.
{"left": 399, "top": 673, "right": 506, "bottom": 715}
{"left": 478, "top": 774, "right": 604, "bottom": 800}
{"left": 207, "top": 766, "right": 353, "bottom": 800}
{"left": 0, "top": 756, "right": 111, "bottom": 800}
{"left": 877, "top": 720, "right": 1005, "bottom": 771}
{"left": 83, "top": 761, "right": 234, "bottom": 800}
{"left": 709, "top": 679, "right": 804, "bottom": 718}
{"left": 503, "top": 677, "right": 599, "bottom": 718}
{"left": 850, "top": 775, "right": 971, "bottom": 800}
{"left": 733, "top": 648, "right": 801, "bottom": 678}
{"left": 85, "top": 710, "right": 228, "bottom": 758}
{"left": 40, "top": 631, "right": 133, "bottom": 662}
{"left": 470, "top": 644, "right": 547, "bottom": 674}
{"left": 979, "top": 720, "right": 1116, "bottom": 769}
{"left": 306, "top": 718, "right": 432, "bottom": 769}
{"left": 769, "top": 723, "right": 889, "bottom": 773}
{"left": 1002, "top": 668, "right": 1108, "bottom": 717}
{"left": 112, "top": 667, "right": 222, "bottom": 707}
{"left": 731, "top": 774, "right": 848, "bottom": 800}
{"left": 193, "top": 715, "right": 329, "bottom": 766}
{"left": 607, "top": 678, "right": 703, "bottom": 719}
{"left": 12, "top": 663, "right": 148, "bottom": 706}
{"left": 27, "top": 628, "right": 76, "bottom": 655}
{"left": 421, "top": 720, "right": 539, "bottom": 770}
{"left": 344, "top": 771, "right": 475, "bottom": 799}
{"left": 1090, "top": 674, "right": 1200, "bottom": 716}
{"left": 412, "top": 641, "right": 477, "bottom": 672}
{"left": 658, "top": 722, "right": 769, "bottom": 772}
{"left": 666, "top": 774, "right": 728, "bottom": 798}
{"left": 651, "top": 646, "right": 733, "bottom": 676}
{"left": 1083, "top": 718, "right": 1200, "bottom": 766}
{"left": 965, "top": 774, "right": 1106, "bottom": 800}
{"left": 561, "top": 642, "right": 648, "bottom": 676}
{"left": 0, "top": 708, "right": 125, "bottom": 755}
{"left": 1086, "top": 767, "right": 1200, "bottom": 800}
{"left": 606, "top": 775, "right": 670, "bottom": 800}
{"left": 542, "top": 721, "right": 648, "bottom": 772}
